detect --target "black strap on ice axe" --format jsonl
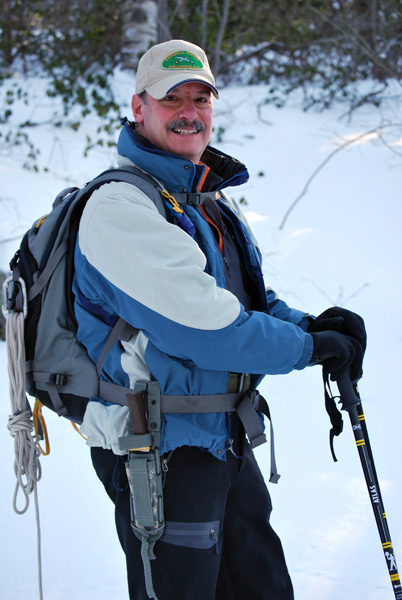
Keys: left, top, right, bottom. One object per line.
{"left": 325, "top": 373, "right": 402, "bottom": 599}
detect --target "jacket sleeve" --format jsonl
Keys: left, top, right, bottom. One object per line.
{"left": 266, "top": 287, "right": 311, "bottom": 331}
{"left": 77, "top": 182, "right": 314, "bottom": 375}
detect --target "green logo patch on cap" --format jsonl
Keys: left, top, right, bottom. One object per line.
{"left": 162, "top": 51, "right": 203, "bottom": 70}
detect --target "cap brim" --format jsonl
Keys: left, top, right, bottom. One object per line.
{"left": 145, "top": 75, "right": 219, "bottom": 99}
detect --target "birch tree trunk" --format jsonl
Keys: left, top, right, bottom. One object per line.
{"left": 120, "top": 0, "right": 158, "bottom": 71}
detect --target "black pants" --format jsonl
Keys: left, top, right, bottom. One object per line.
{"left": 91, "top": 416, "right": 293, "bottom": 600}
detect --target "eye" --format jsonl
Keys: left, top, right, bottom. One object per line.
{"left": 196, "top": 94, "right": 212, "bottom": 105}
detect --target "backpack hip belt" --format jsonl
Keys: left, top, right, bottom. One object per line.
{"left": 107, "top": 377, "right": 280, "bottom": 483}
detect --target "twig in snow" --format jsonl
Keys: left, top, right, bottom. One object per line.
{"left": 279, "top": 122, "right": 402, "bottom": 230}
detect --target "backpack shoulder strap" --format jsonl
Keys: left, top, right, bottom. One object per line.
{"left": 68, "top": 166, "right": 169, "bottom": 382}
{"left": 82, "top": 165, "right": 168, "bottom": 218}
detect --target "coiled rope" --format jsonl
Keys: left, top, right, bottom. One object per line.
{"left": 6, "top": 310, "right": 43, "bottom": 600}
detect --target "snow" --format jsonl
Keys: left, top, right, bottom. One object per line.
{"left": 1, "top": 70, "right": 401, "bottom": 599}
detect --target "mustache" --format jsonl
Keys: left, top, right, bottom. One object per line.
{"left": 167, "top": 119, "right": 205, "bottom": 132}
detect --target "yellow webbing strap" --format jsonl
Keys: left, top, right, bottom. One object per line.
{"left": 71, "top": 421, "right": 87, "bottom": 441}
{"left": 32, "top": 399, "right": 50, "bottom": 456}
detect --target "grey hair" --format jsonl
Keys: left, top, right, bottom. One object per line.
{"left": 138, "top": 90, "right": 148, "bottom": 104}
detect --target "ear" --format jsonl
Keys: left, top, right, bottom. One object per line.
{"left": 131, "top": 94, "right": 145, "bottom": 124}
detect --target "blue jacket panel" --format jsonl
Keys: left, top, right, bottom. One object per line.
{"left": 73, "top": 122, "right": 314, "bottom": 459}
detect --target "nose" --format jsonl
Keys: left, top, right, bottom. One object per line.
{"left": 178, "top": 97, "right": 198, "bottom": 121}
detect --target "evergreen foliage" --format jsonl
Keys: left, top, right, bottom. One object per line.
{"left": 0, "top": 0, "right": 123, "bottom": 169}
{"left": 169, "top": 0, "right": 402, "bottom": 110}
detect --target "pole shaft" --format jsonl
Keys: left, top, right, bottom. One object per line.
{"left": 348, "top": 402, "right": 402, "bottom": 599}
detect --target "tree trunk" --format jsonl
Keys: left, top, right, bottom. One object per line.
{"left": 213, "top": 0, "right": 231, "bottom": 75}
{"left": 120, "top": 0, "right": 158, "bottom": 71}
{"left": 157, "top": 0, "right": 171, "bottom": 43}
{"left": 201, "top": 0, "right": 209, "bottom": 51}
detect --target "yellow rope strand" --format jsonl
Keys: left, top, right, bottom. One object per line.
{"left": 32, "top": 399, "right": 50, "bottom": 456}
{"left": 71, "top": 421, "right": 87, "bottom": 440}
{"left": 160, "top": 190, "right": 184, "bottom": 214}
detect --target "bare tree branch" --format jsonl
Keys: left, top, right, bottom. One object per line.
{"left": 377, "top": 128, "right": 402, "bottom": 159}
{"left": 302, "top": 279, "right": 370, "bottom": 307}
{"left": 279, "top": 122, "right": 402, "bottom": 230}
{"left": 218, "top": 38, "right": 341, "bottom": 75}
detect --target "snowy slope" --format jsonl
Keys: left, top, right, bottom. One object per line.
{"left": 1, "top": 71, "right": 401, "bottom": 599}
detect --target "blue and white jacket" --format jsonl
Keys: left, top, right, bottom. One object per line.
{"left": 73, "top": 120, "right": 314, "bottom": 460}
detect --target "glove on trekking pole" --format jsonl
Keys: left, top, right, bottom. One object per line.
{"left": 337, "top": 375, "right": 402, "bottom": 599}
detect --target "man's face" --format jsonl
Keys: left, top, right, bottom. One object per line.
{"left": 131, "top": 82, "right": 214, "bottom": 164}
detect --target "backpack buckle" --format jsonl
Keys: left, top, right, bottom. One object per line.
{"left": 175, "top": 192, "right": 203, "bottom": 205}
{"left": 2, "top": 275, "right": 28, "bottom": 319}
{"left": 49, "top": 373, "right": 68, "bottom": 386}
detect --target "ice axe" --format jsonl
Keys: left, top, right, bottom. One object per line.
{"left": 334, "top": 375, "right": 402, "bottom": 599}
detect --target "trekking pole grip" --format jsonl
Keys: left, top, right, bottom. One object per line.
{"left": 336, "top": 375, "right": 361, "bottom": 412}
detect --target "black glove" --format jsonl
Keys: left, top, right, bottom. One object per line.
{"left": 308, "top": 306, "right": 366, "bottom": 348}
{"left": 308, "top": 307, "right": 366, "bottom": 380}
{"left": 310, "top": 330, "right": 362, "bottom": 382}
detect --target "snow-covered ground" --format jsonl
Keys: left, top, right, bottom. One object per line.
{"left": 1, "top": 71, "right": 401, "bottom": 599}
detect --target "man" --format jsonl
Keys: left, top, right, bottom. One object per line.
{"left": 73, "top": 40, "right": 366, "bottom": 599}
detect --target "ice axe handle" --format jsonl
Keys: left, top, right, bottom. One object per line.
{"left": 337, "top": 375, "right": 361, "bottom": 412}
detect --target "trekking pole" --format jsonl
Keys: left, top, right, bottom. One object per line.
{"left": 337, "top": 375, "right": 402, "bottom": 599}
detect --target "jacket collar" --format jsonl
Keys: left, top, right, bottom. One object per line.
{"left": 117, "top": 118, "right": 249, "bottom": 194}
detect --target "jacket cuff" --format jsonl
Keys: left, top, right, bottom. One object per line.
{"left": 294, "top": 333, "right": 314, "bottom": 370}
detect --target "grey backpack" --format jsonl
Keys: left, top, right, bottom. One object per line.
{"left": 3, "top": 166, "right": 167, "bottom": 424}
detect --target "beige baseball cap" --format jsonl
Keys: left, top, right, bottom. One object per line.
{"left": 135, "top": 39, "right": 219, "bottom": 100}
